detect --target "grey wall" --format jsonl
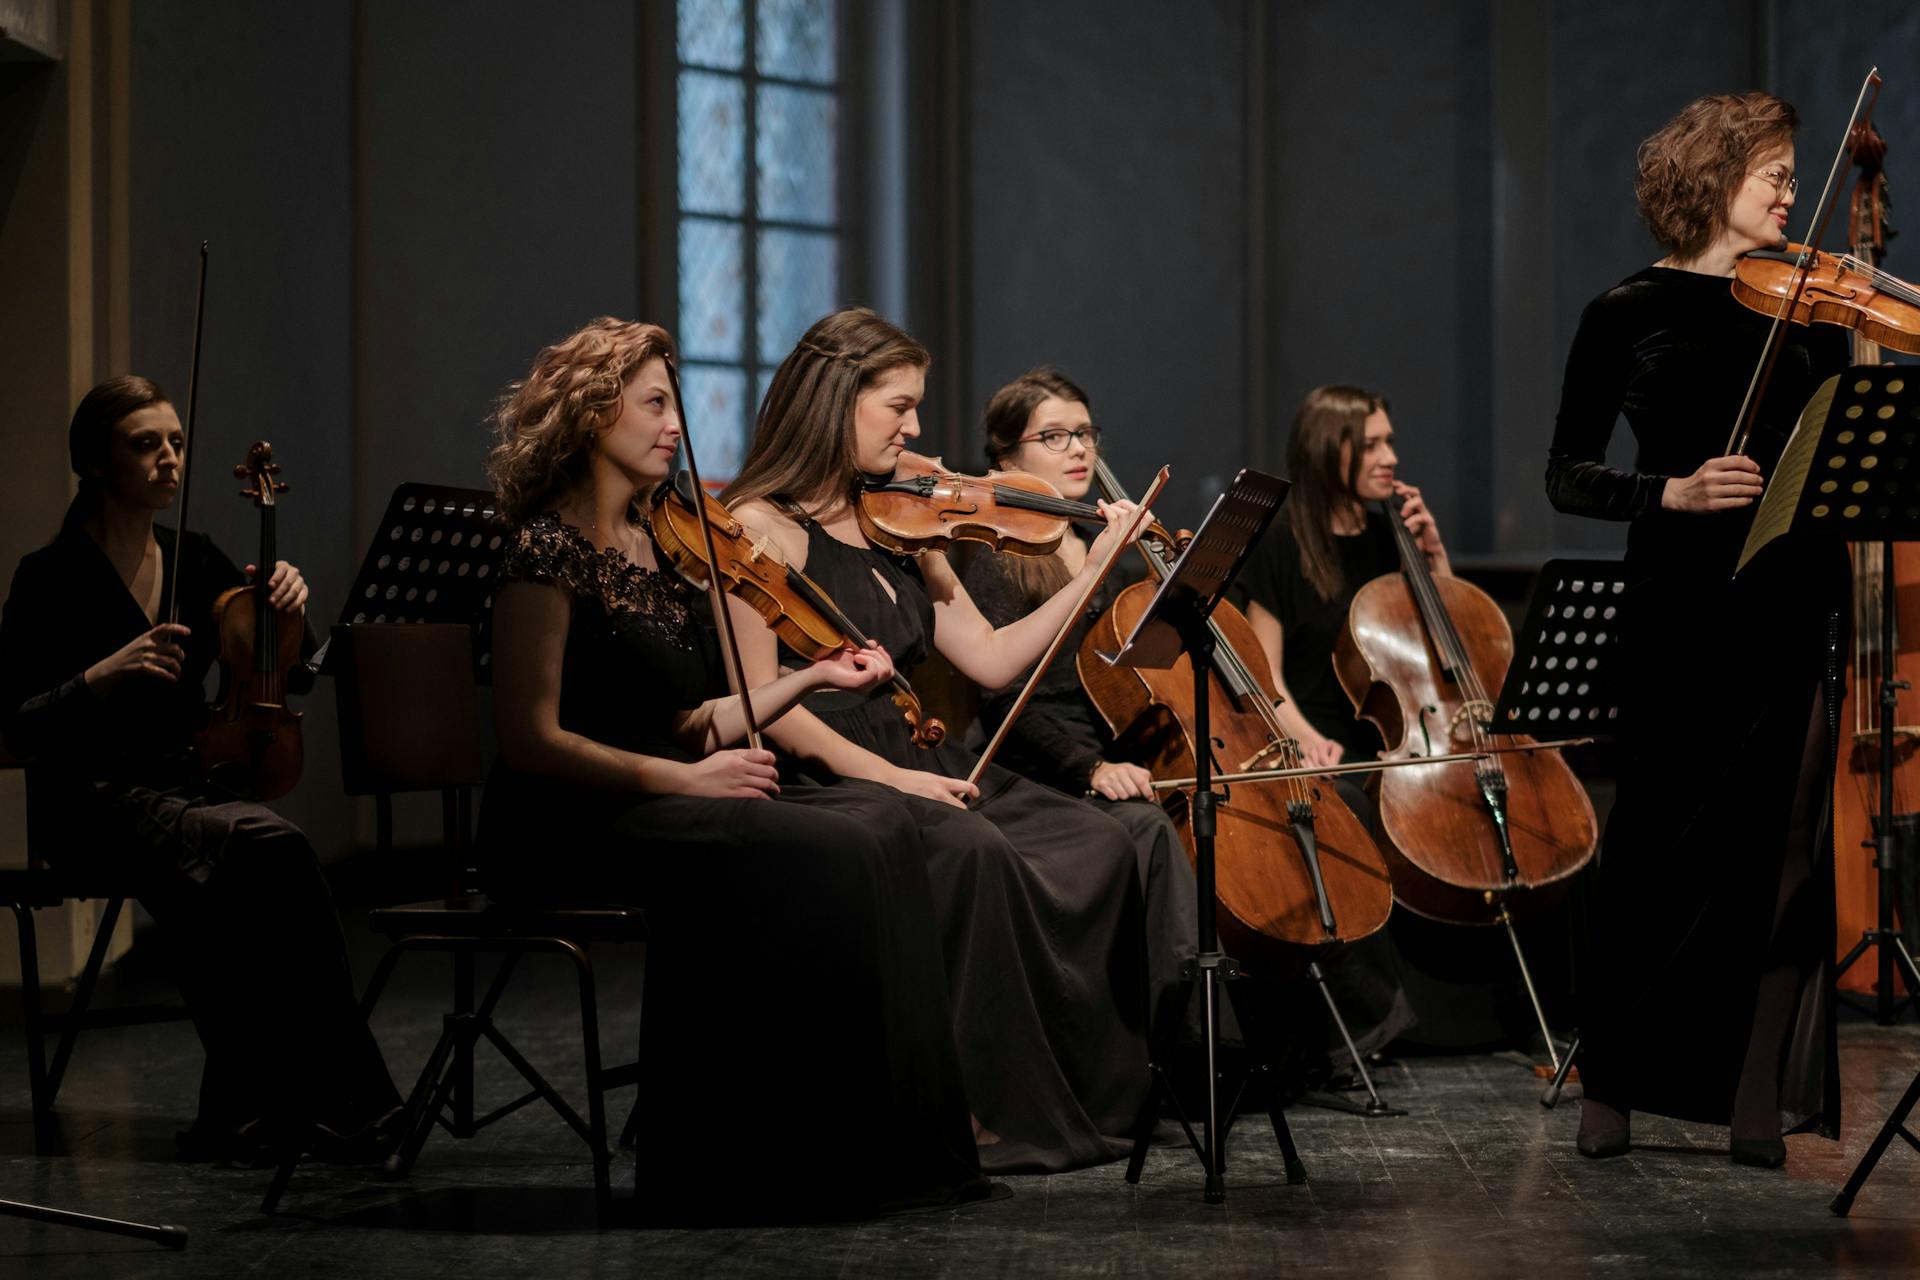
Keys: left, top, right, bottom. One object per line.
{"left": 962, "top": 0, "right": 1250, "bottom": 524}
{"left": 123, "top": 0, "right": 641, "bottom": 858}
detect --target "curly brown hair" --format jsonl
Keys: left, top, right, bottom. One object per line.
{"left": 486, "top": 317, "right": 675, "bottom": 523}
{"left": 1636, "top": 91, "right": 1798, "bottom": 261}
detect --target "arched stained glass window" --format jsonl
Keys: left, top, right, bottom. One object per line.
{"left": 675, "top": 0, "right": 840, "bottom": 478}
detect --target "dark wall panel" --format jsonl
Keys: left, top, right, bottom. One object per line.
{"left": 358, "top": 0, "right": 641, "bottom": 540}
{"left": 963, "top": 0, "right": 1246, "bottom": 528}
{"left": 129, "top": 2, "right": 355, "bottom": 850}
{"left": 1267, "top": 1, "right": 1491, "bottom": 555}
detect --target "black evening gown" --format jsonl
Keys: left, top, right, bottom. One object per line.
{"left": 0, "top": 516, "right": 399, "bottom": 1147}
{"left": 474, "top": 515, "right": 985, "bottom": 1219}
{"left": 778, "top": 510, "right": 1153, "bottom": 1173}
{"left": 1226, "top": 512, "right": 1421, "bottom": 1056}
{"left": 1546, "top": 265, "right": 1848, "bottom": 1135}
{"left": 959, "top": 551, "right": 1198, "bottom": 998}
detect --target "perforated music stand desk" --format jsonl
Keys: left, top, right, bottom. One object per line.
{"left": 1490, "top": 559, "right": 1630, "bottom": 738}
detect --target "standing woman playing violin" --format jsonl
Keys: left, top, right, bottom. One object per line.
{"left": 1546, "top": 92, "right": 1847, "bottom": 1165}
{"left": 724, "top": 308, "right": 1163, "bottom": 1174}
{"left": 0, "top": 376, "right": 400, "bottom": 1163}
{"left": 477, "top": 318, "right": 985, "bottom": 1219}
{"left": 961, "top": 367, "right": 1196, "bottom": 996}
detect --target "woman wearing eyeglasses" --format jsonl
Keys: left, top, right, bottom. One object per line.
{"left": 960, "top": 368, "right": 1197, "bottom": 997}
{"left": 1546, "top": 91, "right": 1847, "bottom": 1166}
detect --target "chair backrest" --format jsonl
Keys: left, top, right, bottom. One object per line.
{"left": 332, "top": 624, "right": 487, "bottom": 796}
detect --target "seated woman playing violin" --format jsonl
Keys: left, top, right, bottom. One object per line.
{"left": 959, "top": 367, "right": 1196, "bottom": 993}
{"left": 475, "top": 318, "right": 986, "bottom": 1220}
{"left": 0, "top": 376, "right": 399, "bottom": 1164}
{"left": 722, "top": 307, "right": 1183, "bottom": 1174}
{"left": 1546, "top": 91, "right": 1846, "bottom": 1167}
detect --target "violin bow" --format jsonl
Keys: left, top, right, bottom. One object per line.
{"left": 966, "top": 466, "right": 1170, "bottom": 789}
{"left": 662, "top": 354, "right": 762, "bottom": 750}
{"left": 165, "top": 242, "right": 210, "bottom": 627}
{"left": 1727, "top": 66, "right": 1883, "bottom": 456}
{"left": 1124, "top": 736, "right": 1598, "bottom": 795}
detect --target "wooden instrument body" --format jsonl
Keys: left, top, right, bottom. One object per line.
{"left": 1078, "top": 582, "right": 1394, "bottom": 965}
{"left": 1334, "top": 572, "right": 1596, "bottom": 923}
{"left": 200, "top": 583, "right": 305, "bottom": 801}
{"left": 197, "top": 444, "right": 304, "bottom": 800}
{"left": 1732, "top": 245, "right": 1920, "bottom": 356}
{"left": 858, "top": 453, "right": 1068, "bottom": 558}
{"left": 1833, "top": 545, "right": 1920, "bottom": 991}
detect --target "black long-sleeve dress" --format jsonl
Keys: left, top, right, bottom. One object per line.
{"left": 771, "top": 507, "right": 1158, "bottom": 1173}
{"left": 473, "top": 515, "right": 985, "bottom": 1219}
{"left": 0, "top": 516, "right": 399, "bottom": 1150}
{"left": 1546, "top": 265, "right": 1848, "bottom": 1135}
{"left": 959, "top": 552, "right": 1197, "bottom": 996}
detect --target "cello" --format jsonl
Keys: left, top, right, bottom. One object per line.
{"left": 1077, "top": 458, "right": 1395, "bottom": 968}
{"left": 1334, "top": 496, "right": 1597, "bottom": 925}
{"left": 1831, "top": 120, "right": 1920, "bottom": 997}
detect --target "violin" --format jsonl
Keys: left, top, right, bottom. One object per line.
{"left": 1733, "top": 243, "right": 1920, "bottom": 355}
{"left": 1334, "top": 494, "right": 1596, "bottom": 923}
{"left": 1076, "top": 458, "right": 1394, "bottom": 965}
{"left": 858, "top": 451, "right": 1182, "bottom": 559}
{"left": 196, "top": 442, "right": 305, "bottom": 800}
{"left": 649, "top": 475, "right": 946, "bottom": 747}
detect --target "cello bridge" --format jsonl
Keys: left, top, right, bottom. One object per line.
{"left": 1238, "top": 737, "right": 1293, "bottom": 773}
{"left": 1449, "top": 700, "right": 1495, "bottom": 744}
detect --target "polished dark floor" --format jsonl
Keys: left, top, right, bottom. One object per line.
{"left": 4, "top": 912, "right": 1920, "bottom": 1279}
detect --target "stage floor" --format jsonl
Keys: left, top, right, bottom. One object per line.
{"left": 3, "top": 923, "right": 1919, "bottom": 1279}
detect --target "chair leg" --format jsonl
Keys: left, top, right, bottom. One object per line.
{"left": 563, "top": 942, "right": 612, "bottom": 1224}
{"left": 44, "top": 897, "right": 126, "bottom": 1105}
{"left": 10, "top": 903, "right": 52, "bottom": 1155}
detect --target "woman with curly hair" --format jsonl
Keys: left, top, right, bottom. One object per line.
{"left": 723, "top": 309, "right": 1166, "bottom": 1174}
{"left": 1546, "top": 92, "right": 1847, "bottom": 1165}
{"left": 477, "top": 317, "right": 987, "bottom": 1219}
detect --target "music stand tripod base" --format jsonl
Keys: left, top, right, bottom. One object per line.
{"left": 1101, "top": 469, "right": 1302, "bottom": 1203}
{"left": 1491, "top": 559, "right": 1628, "bottom": 1093}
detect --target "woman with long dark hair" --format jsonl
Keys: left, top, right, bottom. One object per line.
{"left": 476, "top": 317, "right": 986, "bottom": 1219}
{"left": 722, "top": 308, "right": 1174, "bottom": 1174}
{"left": 0, "top": 376, "right": 399, "bottom": 1163}
{"left": 1546, "top": 91, "right": 1845, "bottom": 1165}
{"left": 960, "top": 366, "right": 1196, "bottom": 996}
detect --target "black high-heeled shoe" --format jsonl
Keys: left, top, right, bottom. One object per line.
{"left": 1728, "top": 1135, "right": 1786, "bottom": 1168}
{"left": 1576, "top": 1100, "right": 1631, "bottom": 1159}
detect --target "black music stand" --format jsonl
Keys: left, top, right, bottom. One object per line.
{"left": 1104, "top": 469, "right": 1294, "bottom": 1204}
{"left": 1745, "top": 367, "right": 1920, "bottom": 1214}
{"left": 1488, "top": 560, "right": 1630, "bottom": 1107}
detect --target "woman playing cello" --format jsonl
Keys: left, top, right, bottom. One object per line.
{"left": 1545, "top": 92, "right": 1845, "bottom": 1165}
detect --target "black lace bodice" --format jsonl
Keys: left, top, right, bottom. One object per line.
{"left": 500, "top": 513, "right": 720, "bottom": 762}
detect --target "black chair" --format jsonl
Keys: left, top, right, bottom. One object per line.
{"left": 262, "top": 624, "right": 645, "bottom": 1225}
{"left": 1, "top": 752, "right": 191, "bottom": 1155}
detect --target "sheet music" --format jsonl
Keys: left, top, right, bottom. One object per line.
{"left": 1735, "top": 373, "right": 1838, "bottom": 576}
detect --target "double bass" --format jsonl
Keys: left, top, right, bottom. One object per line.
{"left": 1077, "top": 459, "right": 1395, "bottom": 968}
{"left": 1334, "top": 496, "right": 1597, "bottom": 923}
{"left": 1832, "top": 120, "right": 1920, "bottom": 995}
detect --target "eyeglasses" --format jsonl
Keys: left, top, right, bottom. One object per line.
{"left": 1749, "top": 167, "right": 1798, "bottom": 198}
{"left": 1015, "top": 426, "right": 1102, "bottom": 453}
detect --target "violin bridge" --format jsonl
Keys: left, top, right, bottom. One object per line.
{"left": 747, "top": 533, "right": 772, "bottom": 562}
